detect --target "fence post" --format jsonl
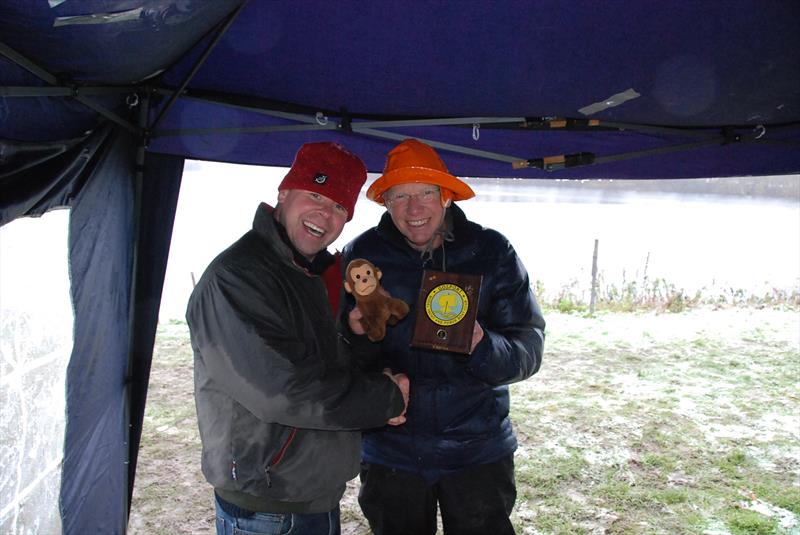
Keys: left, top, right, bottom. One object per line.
{"left": 590, "top": 239, "right": 599, "bottom": 314}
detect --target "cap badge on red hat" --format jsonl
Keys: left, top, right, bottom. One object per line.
{"left": 314, "top": 173, "right": 328, "bottom": 184}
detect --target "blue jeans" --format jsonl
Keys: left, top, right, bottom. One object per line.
{"left": 214, "top": 494, "right": 341, "bottom": 535}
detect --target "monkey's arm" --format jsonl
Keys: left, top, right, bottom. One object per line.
{"left": 387, "top": 297, "right": 410, "bottom": 324}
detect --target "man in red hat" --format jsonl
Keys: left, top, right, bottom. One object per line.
{"left": 187, "top": 141, "right": 409, "bottom": 535}
{"left": 340, "top": 139, "right": 546, "bottom": 534}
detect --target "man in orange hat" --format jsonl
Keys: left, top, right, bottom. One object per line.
{"left": 187, "top": 141, "right": 409, "bottom": 535}
{"left": 340, "top": 138, "right": 546, "bottom": 534}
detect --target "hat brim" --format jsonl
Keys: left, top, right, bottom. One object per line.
{"left": 366, "top": 167, "right": 475, "bottom": 205}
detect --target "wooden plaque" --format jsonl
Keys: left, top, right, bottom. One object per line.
{"left": 410, "top": 270, "right": 482, "bottom": 354}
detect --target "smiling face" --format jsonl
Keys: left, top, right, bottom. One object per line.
{"left": 384, "top": 182, "right": 448, "bottom": 251}
{"left": 274, "top": 189, "right": 348, "bottom": 260}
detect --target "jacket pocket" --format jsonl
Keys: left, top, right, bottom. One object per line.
{"left": 264, "top": 426, "right": 297, "bottom": 488}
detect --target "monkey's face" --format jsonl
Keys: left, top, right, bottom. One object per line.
{"left": 350, "top": 264, "right": 379, "bottom": 297}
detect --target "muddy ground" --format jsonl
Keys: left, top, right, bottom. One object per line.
{"left": 129, "top": 308, "right": 799, "bottom": 534}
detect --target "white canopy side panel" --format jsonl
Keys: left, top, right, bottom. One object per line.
{"left": 1, "top": 210, "right": 73, "bottom": 534}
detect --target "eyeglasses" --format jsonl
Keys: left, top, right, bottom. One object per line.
{"left": 384, "top": 187, "right": 440, "bottom": 208}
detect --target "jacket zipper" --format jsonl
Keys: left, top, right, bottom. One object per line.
{"left": 265, "top": 427, "right": 297, "bottom": 488}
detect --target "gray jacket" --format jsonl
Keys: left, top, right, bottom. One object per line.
{"left": 187, "top": 203, "right": 404, "bottom": 513}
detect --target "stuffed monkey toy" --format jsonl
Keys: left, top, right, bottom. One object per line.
{"left": 344, "top": 258, "right": 410, "bottom": 342}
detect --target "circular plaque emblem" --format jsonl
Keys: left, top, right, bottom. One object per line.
{"left": 425, "top": 284, "right": 469, "bottom": 326}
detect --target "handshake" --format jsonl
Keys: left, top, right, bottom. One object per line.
{"left": 383, "top": 368, "right": 409, "bottom": 426}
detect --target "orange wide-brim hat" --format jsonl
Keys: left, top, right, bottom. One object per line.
{"left": 366, "top": 139, "right": 475, "bottom": 205}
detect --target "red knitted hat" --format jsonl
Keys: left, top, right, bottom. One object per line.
{"left": 278, "top": 142, "right": 367, "bottom": 221}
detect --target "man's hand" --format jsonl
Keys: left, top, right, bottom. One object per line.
{"left": 383, "top": 368, "right": 409, "bottom": 426}
{"left": 348, "top": 306, "right": 366, "bottom": 335}
{"left": 469, "top": 321, "right": 484, "bottom": 354}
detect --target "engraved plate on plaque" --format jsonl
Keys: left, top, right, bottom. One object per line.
{"left": 410, "top": 270, "right": 482, "bottom": 354}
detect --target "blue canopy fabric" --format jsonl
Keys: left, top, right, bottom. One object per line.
{"left": 1, "top": 1, "right": 799, "bottom": 533}
{"left": 2, "top": 1, "right": 799, "bottom": 177}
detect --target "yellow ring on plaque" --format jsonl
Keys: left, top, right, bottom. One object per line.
{"left": 425, "top": 284, "right": 469, "bottom": 326}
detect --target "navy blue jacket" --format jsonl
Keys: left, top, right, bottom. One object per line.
{"left": 341, "top": 204, "right": 545, "bottom": 482}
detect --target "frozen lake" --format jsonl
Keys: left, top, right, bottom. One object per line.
{"left": 160, "top": 162, "right": 800, "bottom": 320}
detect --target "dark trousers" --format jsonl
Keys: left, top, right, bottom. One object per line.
{"left": 358, "top": 456, "right": 517, "bottom": 535}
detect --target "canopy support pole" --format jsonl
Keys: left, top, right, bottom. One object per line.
{"left": 511, "top": 127, "right": 776, "bottom": 171}
{"left": 0, "top": 85, "right": 134, "bottom": 97}
{"left": 126, "top": 88, "right": 149, "bottom": 520}
{"left": 0, "top": 41, "right": 140, "bottom": 134}
{"left": 352, "top": 126, "right": 522, "bottom": 164}
{"left": 141, "top": 88, "right": 800, "bottom": 172}
{"left": 147, "top": 0, "right": 250, "bottom": 133}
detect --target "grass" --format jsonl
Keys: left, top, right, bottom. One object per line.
{"left": 508, "top": 308, "right": 800, "bottom": 535}
{"left": 538, "top": 273, "right": 800, "bottom": 315}
{"left": 129, "top": 306, "right": 800, "bottom": 535}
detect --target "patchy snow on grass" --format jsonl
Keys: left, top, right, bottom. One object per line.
{"left": 510, "top": 307, "right": 799, "bottom": 534}
{"left": 130, "top": 307, "right": 800, "bottom": 534}
{"left": 738, "top": 490, "right": 800, "bottom": 531}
